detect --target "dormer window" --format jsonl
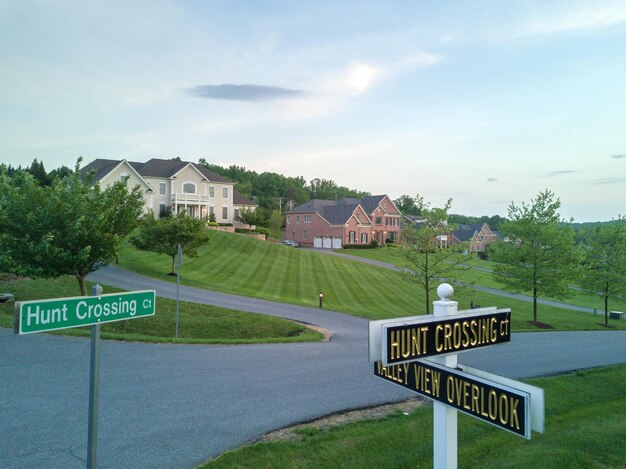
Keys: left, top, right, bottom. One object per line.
{"left": 120, "top": 172, "right": 129, "bottom": 184}
{"left": 183, "top": 182, "right": 196, "bottom": 194}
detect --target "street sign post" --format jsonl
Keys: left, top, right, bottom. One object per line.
{"left": 370, "top": 284, "right": 544, "bottom": 469}
{"left": 14, "top": 290, "right": 156, "bottom": 334}
{"left": 14, "top": 287, "right": 156, "bottom": 469}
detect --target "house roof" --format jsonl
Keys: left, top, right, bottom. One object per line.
{"left": 80, "top": 158, "right": 123, "bottom": 182}
{"left": 452, "top": 224, "right": 484, "bottom": 241}
{"left": 81, "top": 158, "right": 233, "bottom": 183}
{"left": 289, "top": 199, "right": 373, "bottom": 225}
{"left": 233, "top": 190, "right": 256, "bottom": 206}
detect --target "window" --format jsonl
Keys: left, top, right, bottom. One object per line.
{"left": 286, "top": 215, "right": 291, "bottom": 224}
{"left": 296, "top": 215, "right": 300, "bottom": 224}
{"left": 209, "top": 206, "right": 215, "bottom": 216}
{"left": 223, "top": 187, "right": 228, "bottom": 198}
{"left": 303, "top": 229, "right": 307, "bottom": 240}
{"left": 304, "top": 215, "right": 311, "bottom": 223}
{"left": 376, "top": 217, "right": 382, "bottom": 225}
{"left": 183, "top": 182, "right": 196, "bottom": 194}
{"left": 159, "top": 203, "right": 167, "bottom": 217}
{"left": 120, "top": 172, "right": 129, "bottom": 185}
{"left": 222, "top": 207, "right": 228, "bottom": 220}
{"left": 209, "top": 187, "right": 215, "bottom": 197}
{"left": 234, "top": 209, "right": 240, "bottom": 221}
{"left": 159, "top": 183, "right": 166, "bottom": 195}
{"left": 361, "top": 232, "right": 368, "bottom": 244}
{"left": 349, "top": 231, "right": 356, "bottom": 243}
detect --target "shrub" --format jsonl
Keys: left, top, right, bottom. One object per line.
{"left": 343, "top": 243, "right": 373, "bottom": 250}
{"left": 218, "top": 223, "right": 233, "bottom": 227}
{"left": 369, "top": 240, "right": 380, "bottom": 248}
{"left": 207, "top": 222, "right": 219, "bottom": 227}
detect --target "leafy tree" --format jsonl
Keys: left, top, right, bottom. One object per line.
{"left": 267, "top": 210, "right": 284, "bottom": 231}
{"left": 579, "top": 217, "right": 626, "bottom": 326}
{"left": 397, "top": 197, "right": 472, "bottom": 314}
{"left": 131, "top": 211, "right": 210, "bottom": 274}
{"left": 490, "top": 190, "right": 577, "bottom": 323}
{"left": 237, "top": 207, "right": 265, "bottom": 232}
{"left": 0, "top": 161, "right": 144, "bottom": 295}
{"left": 394, "top": 194, "right": 425, "bottom": 216}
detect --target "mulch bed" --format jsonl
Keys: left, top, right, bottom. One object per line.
{"left": 527, "top": 321, "right": 554, "bottom": 329}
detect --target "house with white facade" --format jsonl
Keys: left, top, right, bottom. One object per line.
{"left": 81, "top": 158, "right": 255, "bottom": 224}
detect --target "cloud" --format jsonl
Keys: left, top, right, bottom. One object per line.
{"left": 486, "top": 178, "right": 497, "bottom": 183}
{"left": 592, "top": 177, "right": 626, "bottom": 185}
{"left": 185, "top": 84, "right": 306, "bottom": 102}
{"left": 524, "top": 2, "right": 626, "bottom": 36}
{"left": 545, "top": 170, "right": 574, "bottom": 177}
{"left": 612, "top": 154, "right": 626, "bottom": 159}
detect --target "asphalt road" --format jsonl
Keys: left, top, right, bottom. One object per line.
{"left": 2, "top": 266, "right": 624, "bottom": 469}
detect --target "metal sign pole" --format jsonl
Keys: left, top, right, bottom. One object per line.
{"left": 176, "top": 244, "right": 182, "bottom": 338}
{"left": 431, "top": 284, "right": 458, "bottom": 469}
{"left": 87, "top": 283, "right": 103, "bottom": 469}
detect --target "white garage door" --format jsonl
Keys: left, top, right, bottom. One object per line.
{"left": 322, "top": 237, "right": 332, "bottom": 249}
{"left": 332, "top": 237, "right": 342, "bottom": 249}
{"left": 313, "top": 237, "right": 323, "bottom": 248}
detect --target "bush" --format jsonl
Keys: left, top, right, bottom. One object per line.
{"left": 218, "top": 223, "right": 233, "bottom": 227}
{"left": 369, "top": 240, "right": 380, "bottom": 248}
{"left": 385, "top": 238, "right": 394, "bottom": 245}
{"left": 343, "top": 243, "right": 373, "bottom": 250}
{"left": 207, "top": 221, "right": 219, "bottom": 227}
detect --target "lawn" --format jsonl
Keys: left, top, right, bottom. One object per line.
{"left": 340, "top": 246, "right": 626, "bottom": 313}
{"left": 117, "top": 232, "right": 626, "bottom": 331}
{"left": 0, "top": 274, "right": 323, "bottom": 344}
{"left": 200, "top": 364, "right": 626, "bottom": 468}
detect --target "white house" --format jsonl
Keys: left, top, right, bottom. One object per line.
{"left": 81, "top": 158, "right": 255, "bottom": 224}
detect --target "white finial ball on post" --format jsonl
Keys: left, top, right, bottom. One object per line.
{"left": 437, "top": 283, "right": 454, "bottom": 301}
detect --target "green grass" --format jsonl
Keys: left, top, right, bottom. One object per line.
{"left": 118, "top": 232, "right": 626, "bottom": 331}
{"left": 340, "top": 246, "right": 626, "bottom": 313}
{"left": 199, "top": 364, "right": 626, "bottom": 468}
{"left": 0, "top": 274, "right": 323, "bottom": 344}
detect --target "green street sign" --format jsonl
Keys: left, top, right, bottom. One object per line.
{"left": 15, "top": 290, "right": 156, "bottom": 335}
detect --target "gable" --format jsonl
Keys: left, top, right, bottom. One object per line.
{"left": 95, "top": 160, "right": 153, "bottom": 193}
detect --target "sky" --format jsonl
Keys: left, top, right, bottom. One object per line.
{"left": 1, "top": 1, "right": 625, "bottom": 222}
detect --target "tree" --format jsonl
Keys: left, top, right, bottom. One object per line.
{"left": 0, "top": 161, "right": 144, "bottom": 295}
{"left": 397, "top": 197, "right": 472, "bottom": 314}
{"left": 237, "top": 207, "right": 265, "bottom": 232}
{"left": 579, "top": 217, "right": 626, "bottom": 326}
{"left": 490, "top": 190, "right": 577, "bottom": 323}
{"left": 394, "top": 194, "right": 425, "bottom": 216}
{"left": 131, "top": 211, "right": 210, "bottom": 274}
{"left": 267, "top": 210, "right": 284, "bottom": 231}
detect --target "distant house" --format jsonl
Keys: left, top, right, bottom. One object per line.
{"left": 285, "top": 195, "right": 402, "bottom": 248}
{"left": 80, "top": 158, "right": 256, "bottom": 225}
{"left": 450, "top": 223, "right": 497, "bottom": 252}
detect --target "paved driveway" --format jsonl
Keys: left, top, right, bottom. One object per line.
{"left": 1, "top": 266, "right": 624, "bottom": 469}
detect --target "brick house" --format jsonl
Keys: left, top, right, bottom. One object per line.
{"left": 80, "top": 158, "right": 255, "bottom": 225}
{"left": 450, "top": 223, "right": 497, "bottom": 252}
{"left": 285, "top": 195, "right": 401, "bottom": 248}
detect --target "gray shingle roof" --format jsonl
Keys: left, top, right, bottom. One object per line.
{"left": 233, "top": 190, "right": 256, "bottom": 206}
{"left": 452, "top": 224, "right": 484, "bottom": 241}
{"left": 81, "top": 158, "right": 233, "bottom": 183}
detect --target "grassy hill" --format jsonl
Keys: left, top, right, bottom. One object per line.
{"left": 118, "top": 231, "right": 626, "bottom": 331}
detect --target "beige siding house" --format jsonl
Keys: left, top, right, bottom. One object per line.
{"left": 81, "top": 158, "right": 255, "bottom": 224}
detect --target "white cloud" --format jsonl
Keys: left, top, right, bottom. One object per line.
{"left": 524, "top": 1, "right": 626, "bottom": 36}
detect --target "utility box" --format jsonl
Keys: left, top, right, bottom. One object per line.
{"left": 609, "top": 311, "right": 624, "bottom": 320}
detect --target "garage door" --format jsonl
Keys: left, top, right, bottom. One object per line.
{"left": 332, "top": 237, "right": 342, "bottom": 249}
{"left": 313, "top": 237, "right": 323, "bottom": 248}
{"left": 322, "top": 237, "right": 332, "bottom": 249}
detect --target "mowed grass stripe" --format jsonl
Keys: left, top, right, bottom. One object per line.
{"left": 119, "top": 232, "right": 626, "bottom": 330}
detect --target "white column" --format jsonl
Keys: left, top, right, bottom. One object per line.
{"left": 431, "top": 283, "right": 458, "bottom": 469}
